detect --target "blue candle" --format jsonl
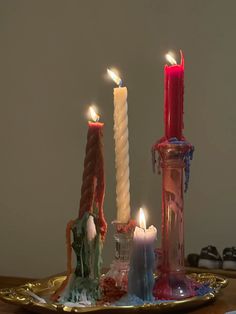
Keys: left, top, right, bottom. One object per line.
{"left": 128, "top": 208, "right": 157, "bottom": 301}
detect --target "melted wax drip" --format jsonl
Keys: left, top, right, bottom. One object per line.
{"left": 183, "top": 144, "right": 194, "bottom": 192}
{"left": 152, "top": 137, "right": 194, "bottom": 192}
{"left": 113, "top": 282, "right": 212, "bottom": 306}
{"left": 168, "top": 138, "right": 194, "bottom": 192}
{"left": 53, "top": 211, "right": 103, "bottom": 304}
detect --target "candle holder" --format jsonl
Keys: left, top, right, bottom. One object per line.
{"left": 101, "top": 222, "right": 134, "bottom": 301}
{"left": 152, "top": 139, "right": 195, "bottom": 300}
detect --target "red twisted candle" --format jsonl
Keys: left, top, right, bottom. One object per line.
{"left": 52, "top": 108, "right": 107, "bottom": 302}
{"left": 164, "top": 51, "right": 184, "bottom": 140}
{"left": 79, "top": 107, "right": 107, "bottom": 240}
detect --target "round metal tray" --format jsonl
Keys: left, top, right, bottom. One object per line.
{"left": 0, "top": 273, "right": 228, "bottom": 313}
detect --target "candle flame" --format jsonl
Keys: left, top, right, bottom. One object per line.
{"left": 166, "top": 53, "right": 177, "bottom": 65}
{"left": 107, "top": 68, "right": 122, "bottom": 87}
{"left": 89, "top": 106, "right": 100, "bottom": 122}
{"left": 139, "top": 208, "right": 146, "bottom": 230}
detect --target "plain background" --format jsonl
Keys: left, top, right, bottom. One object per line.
{"left": 0, "top": 0, "right": 236, "bottom": 278}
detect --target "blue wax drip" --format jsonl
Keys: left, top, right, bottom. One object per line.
{"left": 113, "top": 283, "right": 212, "bottom": 306}
{"left": 195, "top": 283, "right": 213, "bottom": 296}
{"left": 128, "top": 242, "right": 155, "bottom": 302}
{"left": 184, "top": 146, "right": 194, "bottom": 192}
{"left": 168, "top": 137, "right": 194, "bottom": 193}
{"left": 114, "top": 294, "right": 175, "bottom": 306}
{"left": 115, "top": 294, "right": 144, "bottom": 306}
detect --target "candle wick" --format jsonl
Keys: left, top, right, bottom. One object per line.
{"left": 118, "top": 79, "right": 123, "bottom": 88}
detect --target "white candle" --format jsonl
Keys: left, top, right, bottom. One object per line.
{"left": 134, "top": 208, "right": 157, "bottom": 242}
{"left": 107, "top": 69, "right": 131, "bottom": 223}
{"left": 128, "top": 208, "right": 157, "bottom": 301}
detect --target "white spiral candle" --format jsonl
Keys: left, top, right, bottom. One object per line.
{"left": 113, "top": 86, "right": 131, "bottom": 223}
{"left": 107, "top": 68, "right": 131, "bottom": 223}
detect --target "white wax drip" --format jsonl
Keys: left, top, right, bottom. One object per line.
{"left": 134, "top": 225, "right": 157, "bottom": 242}
{"left": 86, "top": 215, "right": 97, "bottom": 242}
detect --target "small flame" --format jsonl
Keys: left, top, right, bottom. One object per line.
{"left": 166, "top": 53, "right": 177, "bottom": 65}
{"left": 89, "top": 106, "right": 100, "bottom": 122}
{"left": 139, "top": 208, "right": 146, "bottom": 230}
{"left": 107, "top": 68, "right": 122, "bottom": 87}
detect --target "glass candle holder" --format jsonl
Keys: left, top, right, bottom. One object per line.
{"left": 153, "top": 141, "right": 195, "bottom": 300}
{"left": 101, "top": 223, "right": 133, "bottom": 300}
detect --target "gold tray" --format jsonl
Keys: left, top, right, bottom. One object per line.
{"left": 0, "top": 273, "right": 228, "bottom": 313}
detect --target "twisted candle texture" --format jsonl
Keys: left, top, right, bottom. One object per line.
{"left": 79, "top": 123, "right": 107, "bottom": 239}
{"left": 114, "top": 87, "right": 131, "bottom": 223}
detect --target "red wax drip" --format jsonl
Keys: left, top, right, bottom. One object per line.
{"left": 164, "top": 51, "right": 184, "bottom": 140}
{"left": 79, "top": 121, "right": 107, "bottom": 240}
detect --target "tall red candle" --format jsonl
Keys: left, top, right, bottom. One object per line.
{"left": 79, "top": 107, "right": 107, "bottom": 239}
{"left": 164, "top": 51, "right": 184, "bottom": 140}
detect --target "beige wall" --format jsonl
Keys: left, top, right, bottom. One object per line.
{"left": 0, "top": 0, "right": 236, "bottom": 277}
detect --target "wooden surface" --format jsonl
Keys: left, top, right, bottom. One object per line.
{"left": 0, "top": 276, "right": 236, "bottom": 313}
{"left": 0, "top": 275, "right": 35, "bottom": 289}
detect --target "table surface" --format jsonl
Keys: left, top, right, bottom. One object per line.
{"left": 0, "top": 276, "right": 236, "bottom": 314}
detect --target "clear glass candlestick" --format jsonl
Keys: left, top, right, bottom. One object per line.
{"left": 153, "top": 141, "right": 195, "bottom": 300}
{"left": 108, "top": 231, "right": 132, "bottom": 288}
{"left": 101, "top": 223, "right": 133, "bottom": 300}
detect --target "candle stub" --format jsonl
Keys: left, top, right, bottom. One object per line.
{"left": 128, "top": 208, "right": 157, "bottom": 301}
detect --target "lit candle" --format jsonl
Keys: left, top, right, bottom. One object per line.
{"left": 164, "top": 51, "right": 184, "bottom": 140}
{"left": 52, "top": 107, "right": 107, "bottom": 303}
{"left": 107, "top": 69, "right": 131, "bottom": 224}
{"left": 79, "top": 106, "right": 107, "bottom": 239}
{"left": 128, "top": 208, "right": 157, "bottom": 301}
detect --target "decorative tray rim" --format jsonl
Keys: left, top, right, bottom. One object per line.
{"left": 0, "top": 273, "right": 228, "bottom": 313}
